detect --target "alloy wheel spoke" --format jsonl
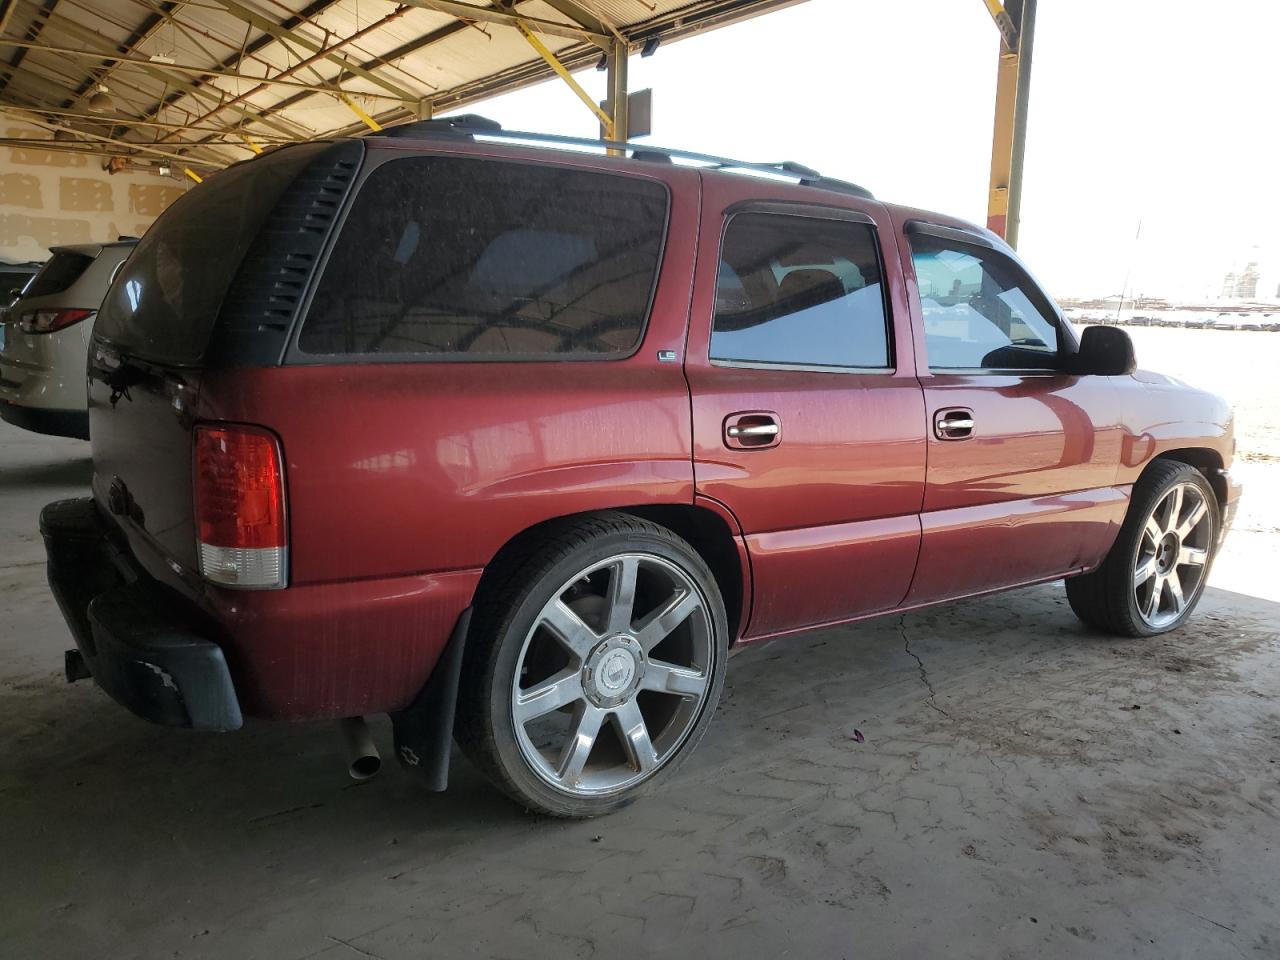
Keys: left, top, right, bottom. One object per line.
{"left": 556, "top": 704, "right": 606, "bottom": 785}
{"left": 1167, "top": 570, "right": 1186, "bottom": 612}
{"left": 634, "top": 590, "right": 701, "bottom": 653}
{"left": 1143, "top": 574, "right": 1164, "bottom": 618}
{"left": 1176, "top": 497, "right": 1208, "bottom": 540}
{"left": 612, "top": 699, "right": 658, "bottom": 773}
{"left": 1178, "top": 545, "right": 1209, "bottom": 568}
{"left": 1163, "top": 486, "right": 1184, "bottom": 533}
{"left": 541, "top": 599, "right": 598, "bottom": 660}
{"left": 514, "top": 670, "right": 583, "bottom": 724}
{"left": 641, "top": 659, "right": 709, "bottom": 698}
{"left": 1144, "top": 516, "right": 1163, "bottom": 546}
{"left": 1134, "top": 556, "right": 1159, "bottom": 587}
{"left": 605, "top": 557, "right": 639, "bottom": 635}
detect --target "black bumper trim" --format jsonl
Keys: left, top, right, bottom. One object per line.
{"left": 1, "top": 400, "right": 89, "bottom": 440}
{"left": 41, "top": 497, "right": 242, "bottom": 732}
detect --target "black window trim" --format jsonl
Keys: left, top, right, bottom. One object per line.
{"left": 708, "top": 201, "right": 896, "bottom": 375}
{"left": 285, "top": 149, "right": 673, "bottom": 365}
{"left": 905, "top": 218, "right": 1075, "bottom": 377}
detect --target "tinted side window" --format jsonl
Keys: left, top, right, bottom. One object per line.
{"left": 298, "top": 157, "right": 668, "bottom": 359}
{"left": 710, "top": 212, "right": 890, "bottom": 369}
{"left": 909, "top": 235, "right": 1061, "bottom": 370}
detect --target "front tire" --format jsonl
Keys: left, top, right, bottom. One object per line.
{"left": 1067, "top": 460, "right": 1218, "bottom": 637}
{"left": 456, "top": 513, "right": 728, "bottom": 818}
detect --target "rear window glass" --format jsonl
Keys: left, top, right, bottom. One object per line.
{"left": 297, "top": 156, "right": 669, "bottom": 359}
{"left": 23, "top": 252, "right": 93, "bottom": 299}
{"left": 711, "top": 212, "right": 890, "bottom": 369}
{"left": 94, "top": 143, "right": 329, "bottom": 365}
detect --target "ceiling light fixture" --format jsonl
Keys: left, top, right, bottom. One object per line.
{"left": 88, "top": 84, "right": 113, "bottom": 113}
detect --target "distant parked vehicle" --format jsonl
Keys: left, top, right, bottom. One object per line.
{"left": 1237, "top": 317, "right": 1265, "bottom": 332}
{"left": 0, "top": 240, "right": 136, "bottom": 439}
{"left": 0, "top": 259, "right": 43, "bottom": 320}
{"left": 1211, "top": 314, "right": 1239, "bottom": 331}
{"left": 1128, "top": 314, "right": 1152, "bottom": 327}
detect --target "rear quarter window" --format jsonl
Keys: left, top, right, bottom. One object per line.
{"left": 22, "top": 252, "right": 94, "bottom": 299}
{"left": 94, "top": 143, "right": 335, "bottom": 365}
{"left": 297, "top": 156, "right": 669, "bottom": 360}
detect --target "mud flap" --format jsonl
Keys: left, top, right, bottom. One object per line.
{"left": 390, "top": 608, "right": 471, "bottom": 792}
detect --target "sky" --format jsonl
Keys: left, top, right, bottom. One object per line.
{"left": 443, "top": 0, "right": 1280, "bottom": 302}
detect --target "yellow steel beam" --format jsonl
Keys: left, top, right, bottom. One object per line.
{"left": 981, "top": 0, "right": 1019, "bottom": 51}
{"left": 338, "top": 91, "right": 384, "bottom": 132}
{"left": 184, "top": 167, "right": 204, "bottom": 183}
{"left": 517, "top": 21, "right": 614, "bottom": 139}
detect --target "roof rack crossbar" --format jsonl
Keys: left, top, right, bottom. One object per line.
{"left": 372, "top": 116, "right": 874, "bottom": 200}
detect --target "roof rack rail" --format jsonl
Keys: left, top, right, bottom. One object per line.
{"left": 370, "top": 115, "right": 874, "bottom": 200}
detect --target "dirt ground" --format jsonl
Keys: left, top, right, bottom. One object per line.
{"left": 1, "top": 327, "right": 1277, "bottom": 959}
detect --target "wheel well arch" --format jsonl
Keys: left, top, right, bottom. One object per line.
{"left": 1151, "top": 448, "right": 1226, "bottom": 506}
{"left": 474, "top": 505, "right": 748, "bottom": 643}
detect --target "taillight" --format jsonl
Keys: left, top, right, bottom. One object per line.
{"left": 20, "top": 308, "right": 94, "bottom": 334}
{"left": 193, "top": 424, "right": 287, "bottom": 589}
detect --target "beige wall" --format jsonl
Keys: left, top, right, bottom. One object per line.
{"left": 0, "top": 126, "right": 188, "bottom": 263}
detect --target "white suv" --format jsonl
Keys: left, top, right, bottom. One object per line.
{"left": 0, "top": 240, "right": 135, "bottom": 439}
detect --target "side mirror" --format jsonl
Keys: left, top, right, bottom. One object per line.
{"left": 1070, "top": 325, "right": 1135, "bottom": 376}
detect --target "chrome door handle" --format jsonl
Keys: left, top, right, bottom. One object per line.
{"left": 724, "top": 412, "right": 782, "bottom": 449}
{"left": 726, "top": 423, "right": 779, "bottom": 439}
{"left": 934, "top": 408, "right": 975, "bottom": 440}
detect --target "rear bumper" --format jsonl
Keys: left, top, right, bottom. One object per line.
{"left": 41, "top": 498, "right": 241, "bottom": 731}
{"left": 1, "top": 400, "right": 89, "bottom": 439}
{"left": 43, "top": 497, "right": 483, "bottom": 724}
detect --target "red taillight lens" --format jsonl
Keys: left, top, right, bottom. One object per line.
{"left": 193, "top": 424, "right": 287, "bottom": 589}
{"left": 20, "top": 308, "right": 95, "bottom": 334}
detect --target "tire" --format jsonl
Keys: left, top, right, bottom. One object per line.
{"left": 1066, "top": 460, "right": 1219, "bottom": 637}
{"left": 455, "top": 512, "right": 729, "bottom": 818}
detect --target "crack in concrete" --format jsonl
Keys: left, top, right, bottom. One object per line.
{"left": 899, "top": 616, "right": 952, "bottom": 719}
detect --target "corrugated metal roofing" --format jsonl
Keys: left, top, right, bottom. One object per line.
{"left": 0, "top": 0, "right": 805, "bottom": 170}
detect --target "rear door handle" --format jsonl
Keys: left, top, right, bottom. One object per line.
{"left": 934, "top": 408, "right": 975, "bottom": 440}
{"left": 724, "top": 411, "right": 781, "bottom": 449}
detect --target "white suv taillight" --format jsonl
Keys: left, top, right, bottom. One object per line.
{"left": 193, "top": 424, "right": 287, "bottom": 589}
{"left": 20, "top": 308, "right": 95, "bottom": 334}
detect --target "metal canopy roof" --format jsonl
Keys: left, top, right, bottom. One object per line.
{"left": 0, "top": 0, "right": 805, "bottom": 171}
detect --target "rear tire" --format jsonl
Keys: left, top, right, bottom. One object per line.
{"left": 1066, "top": 460, "right": 1218, "bottom": 637}
{"left": 456, "top": 512, "right": 728, "bottom": 818}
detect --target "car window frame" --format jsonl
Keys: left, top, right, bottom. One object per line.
{"left": 708, "top": 201, "right": 896, "bottom": 376}
{"left": 286, "top": 150, "right": 673, "bottom": 365}
{"left": 905, "top": 220, "right": 1073, "bottom": 377}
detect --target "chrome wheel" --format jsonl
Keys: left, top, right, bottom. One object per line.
{"left": 511, "top": 553, "right": 714, "bottom": 797}
{"left": 1134, "top": 481, "right": 1212, "bottom": 629}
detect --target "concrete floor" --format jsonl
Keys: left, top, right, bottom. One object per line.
{"left": 2, "top": 417, "right": 1278, "bottom": 960}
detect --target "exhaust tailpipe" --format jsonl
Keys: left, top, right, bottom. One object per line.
{"left": 338, "top": 716, "right": 381, "bottom": 780}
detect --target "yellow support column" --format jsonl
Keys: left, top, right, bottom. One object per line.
{"left": 984, "top": 0, "right": 1036, "bottom": 246}
{"left": 986, "top": 42, "right": 1019, "bottom": 240}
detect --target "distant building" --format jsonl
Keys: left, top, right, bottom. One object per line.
{"left": 1221, "top": 262, "right": 1260, "bottom": 299}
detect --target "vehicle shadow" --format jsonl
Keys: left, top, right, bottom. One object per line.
{"left": 0, "top": 455, "right": 92, "bottom": 489}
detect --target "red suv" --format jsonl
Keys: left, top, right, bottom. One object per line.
{"left": 43, "top": 118, "right": 1241, "bottom": 817}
